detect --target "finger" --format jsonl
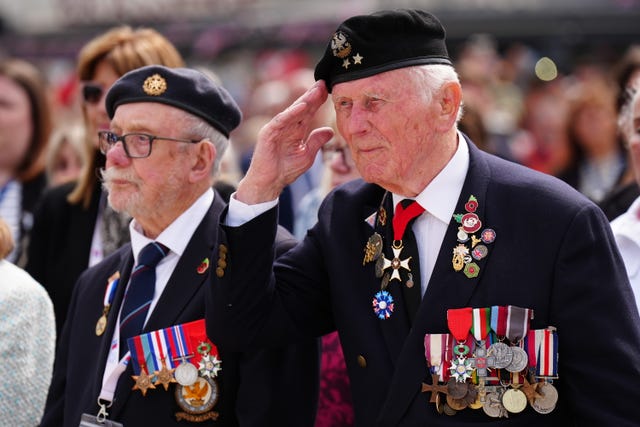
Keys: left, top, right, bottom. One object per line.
{"left": 306, "top": 126, "right": 335, "bottom": 154}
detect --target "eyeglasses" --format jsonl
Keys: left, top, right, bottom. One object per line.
{"left": 98, "top": 131, "right": 201, "bottom": 159}
{"left": 82, "top": 83, "right": 104, "bottom": 105}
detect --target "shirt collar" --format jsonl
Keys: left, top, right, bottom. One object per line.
{"left": 392, "top": 132, "right": 469, "bottom": 224}
{"left": 130, "top": 188, "right": 214, "bottom": 261}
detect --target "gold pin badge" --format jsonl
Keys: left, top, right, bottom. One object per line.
{"left": 143, "top": 74, "right": 167, "bottom": 96}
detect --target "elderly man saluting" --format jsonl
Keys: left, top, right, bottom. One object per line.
{"left": 209, "top": 9, "right": 640, "bottom": 427}
{"left": 41, "top": 66, "right": 319, "bottom": 426}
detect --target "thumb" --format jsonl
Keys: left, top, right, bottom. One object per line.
{"left": 306, "top": 127, "right": 335, "bottom": 156}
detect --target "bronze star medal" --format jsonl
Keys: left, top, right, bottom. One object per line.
{"left": 154, "top": 358, "right": 177, "bottom": 391}
{"left": 381, "top": 241, "right": 412, "bottom": 282}
{"left": 132, "top": 366, "right": 156, "bottom": 396}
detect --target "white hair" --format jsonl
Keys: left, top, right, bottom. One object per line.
{"left": 406, "top": 64, "right": 464, "bottom": 123}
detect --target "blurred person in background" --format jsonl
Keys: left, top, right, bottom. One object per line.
{"left": 0, "top": 58, "right": 52, "bottom": 266}
{"left": 45, "top": 120, "right": 87, "bottom": 186}
{"left": 294, "top": 121, "right": 358, "bottom": 427}
{"left": 599, "top": 45, "right": 640, "bottom": 220}
{"left": 610, "top": 79, "right": 640, "bottom": 313}
{"left": 509, "top": 78, "right": 572, "bottom": 175}
{"left": 26, "top": 26, "right": 185, "bottom": 337}
{"left": 556, "top": 75, "right": 627, "bottom": 203}
{"left": 0, "top": 217, "right": 55, "bottom": 425}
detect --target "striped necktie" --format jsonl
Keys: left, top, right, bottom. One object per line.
{"left": 119, "top": 242, "right": 169, "bottom": 357}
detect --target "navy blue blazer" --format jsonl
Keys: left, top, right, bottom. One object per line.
{"left": 42, "top": 194, "right": 319, "bottom": 427}
{"left": 210, "top": 138, "right": 640, "bottom": 426}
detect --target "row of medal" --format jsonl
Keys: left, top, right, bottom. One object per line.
{"left": 423, "top": 305, "right": 559, "bottom": 418}
{"left": 127, "top": 319, "right": 222, "bottom": 422}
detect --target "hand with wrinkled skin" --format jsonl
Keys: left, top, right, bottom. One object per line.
{"left": 236, "top": 80, "right": 334, "bottom": 204}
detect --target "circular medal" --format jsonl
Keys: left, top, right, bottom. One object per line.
{"left": 468, "top": 393, "right": 483, "bottom": 410}
{"left": 435, "top": 392, "right": 444, "bottom": 414}
{"left": 481, "top": 228, "right": 496, "bottom": 244}
{"left": 501, "top": 388, "right": 527, "bottom": 413}
{"left": 442, "top": 403, "right": 457, "bottom": 416}
{"left": 457, "top": 229, "right": 469, "bottom": 242}
{"left": 505, "top": 346, "right": 529, "bottom": 373}
{"left": 174, "top": 362, "right": 199, "bottom": 386}
{"left": 488, "top": 342, "right": 513, "bottom": 369}
{"left": 447, "top": 380, "right": 468, "bottom": 399}
{"left": 461, "top": 213, "right": 482, "bottom": 233}
{"left": 175, "top": 376, "right": 219, "bottom": 415}
{"left": 482, "top": 392, "right": 503, "bottom": 418}
{"left": 95, "top": 314, "right": 107, "bottom": 336}
{"left": 471, "top": 244, "right": 488, "bottom": 260}
{"left": 531, "top": 382, "right": 558, "bottom": 414}
{"left": 446, "top": 394, "right": 468, "bottom": 411}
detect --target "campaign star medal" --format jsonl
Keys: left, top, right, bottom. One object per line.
{"left": 143, "top": 73, "right": 167, "bottom": 96}
{"left": 132, "top": 365, "right": 156, "bottom": 396}
{"left": 451, "top": 195, "right": 496, "bottom": 278}
{"left": 154, "top": 358, "right": 177, "bottom": 391}
{"left": 96, "top": 272, "right": 120, "bottom": 336}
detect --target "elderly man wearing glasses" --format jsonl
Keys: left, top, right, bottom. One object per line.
{"left": 27, "top": 27, "right": 185, "bottom": 338}
{"left": 40, "top": 65, "right": 319, "bottom": 427}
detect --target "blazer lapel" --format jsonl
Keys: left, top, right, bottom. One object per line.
{"left": 377, "top": 141, "right": 496, "bottom": 425}
{"left": 362, "top": 190, "right": 412, "bottom": 366}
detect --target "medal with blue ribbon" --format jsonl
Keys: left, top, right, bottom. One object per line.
{"left": 96, "top": 272, "right": 120, "bottom": 336}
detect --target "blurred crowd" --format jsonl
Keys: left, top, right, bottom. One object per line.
{"left": 1, "top": 23, "right": 640, "bottom": 425}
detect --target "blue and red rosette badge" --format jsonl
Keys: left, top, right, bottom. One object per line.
{"left": 372, "top": 290, "right": 394, "bottom": 319}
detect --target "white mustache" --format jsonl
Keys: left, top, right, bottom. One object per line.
{"left": 100, "top": 168, "right": 140, "bottom": 186}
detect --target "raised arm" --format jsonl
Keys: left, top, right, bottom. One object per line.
{"left": 236, "top": 80, "right": 334, "bottom": 204}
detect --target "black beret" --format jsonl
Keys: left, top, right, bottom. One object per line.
{"left": 105, "top": 65, "right": 241, "bottom": 138}
{"left": 314, "top": 9, "right": 452, "bottom": 92}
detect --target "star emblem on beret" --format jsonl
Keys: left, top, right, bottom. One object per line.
{"left": 353, "top": 53, "right": 363, "bottom": 64}
{"left": 342, "top": 58, "right": 351, "bottom": 69}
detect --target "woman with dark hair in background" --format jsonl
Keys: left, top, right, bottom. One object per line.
{"left": 26, "top": 26, "right": 185, "bottom": 336}
{"left": 0, "top": 58, "right": 52, "bottom": 265}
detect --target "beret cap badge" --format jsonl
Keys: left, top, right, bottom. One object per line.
{"left": 143, "top": 74, "right": 167, "bottom": 96}
{"left": 331, "top": 31, "right": 352, "bottom": 59}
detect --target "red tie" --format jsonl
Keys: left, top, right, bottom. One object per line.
{"left": 394, "top": 199, "right": 424, "bottom": 322}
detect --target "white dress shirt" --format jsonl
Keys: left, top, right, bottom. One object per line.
{"left": 610, "top": 196, "right": 640, "bottom": 313}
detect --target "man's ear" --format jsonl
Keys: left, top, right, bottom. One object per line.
{"left": 190, "top": 140, "right": 216, "bottom": 183}
{"left": 437, "top": 82, "right": 463, "bottom": 131}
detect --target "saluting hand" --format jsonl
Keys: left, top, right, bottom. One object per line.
{"left": 236, "top": 80, "right": 334, "bottom": 205}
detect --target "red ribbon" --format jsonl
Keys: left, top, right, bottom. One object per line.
{"left": 447, "top": 307, "right": 473, "bottom": 342}
{"left": 392, "top": 200, "right": 425, "bottom": 241}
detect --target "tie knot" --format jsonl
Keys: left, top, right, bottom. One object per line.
{"left": 399, "top": 198, "right": 414, "bottom": 209}
{"left": 137, "top": 242, "right": 169, "bottom": 268}
{"left": 393, "top": 199, "right": 425, "bottom": 241}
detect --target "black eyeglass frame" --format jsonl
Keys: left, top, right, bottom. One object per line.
{"left": 98, "top": 131, "right": 201, "bottom": 159}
